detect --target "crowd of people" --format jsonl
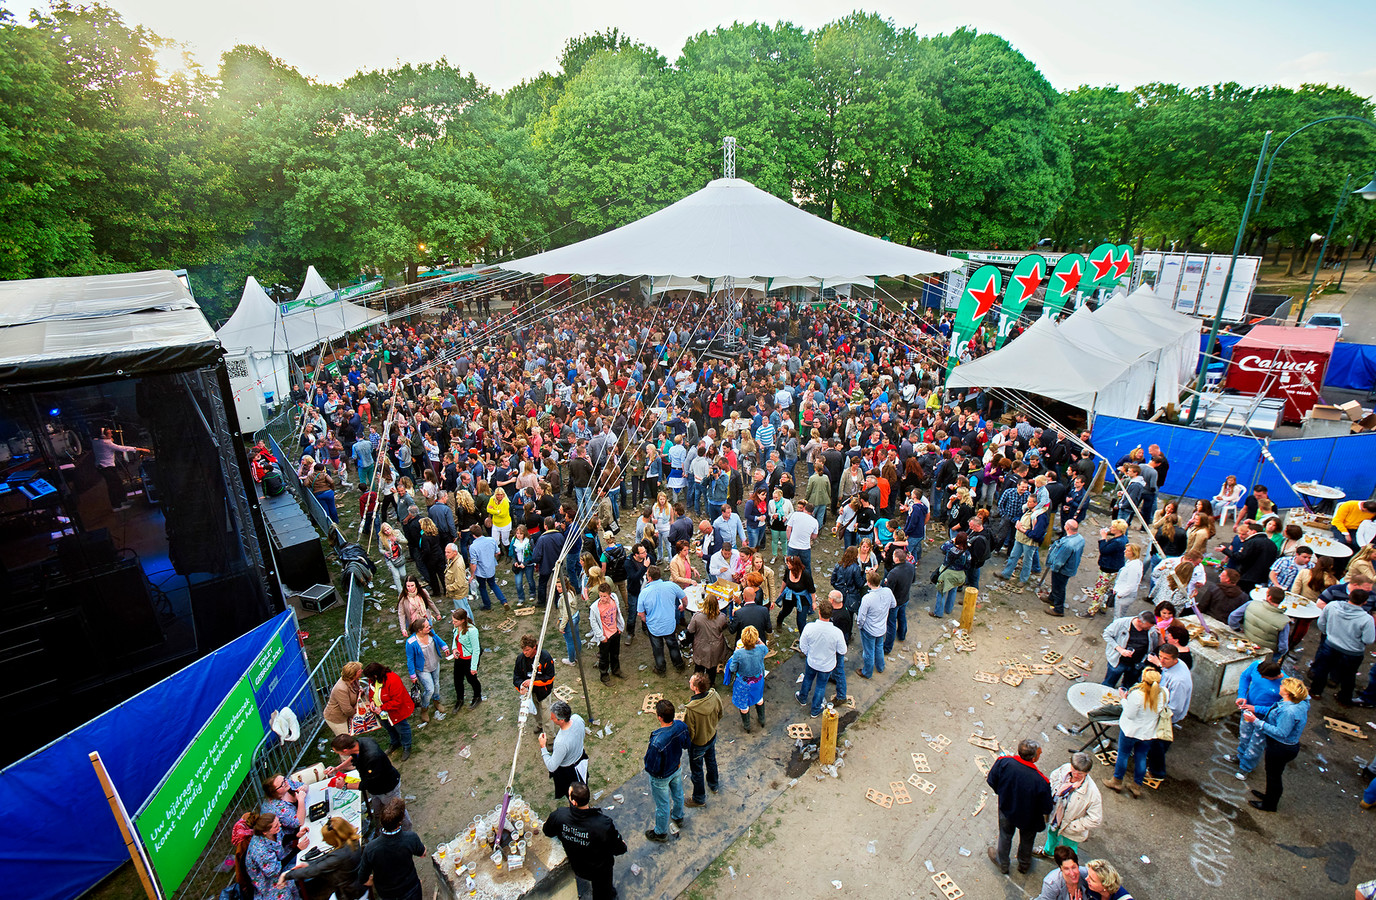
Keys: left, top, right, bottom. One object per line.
{"left": 241, "top": 283, "right": 1376, "bottom": 899}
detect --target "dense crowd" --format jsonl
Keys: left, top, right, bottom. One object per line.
{"left": 240, "top": 284, "right": 1375, "bottom": 900}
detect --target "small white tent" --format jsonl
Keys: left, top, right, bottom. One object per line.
{"left": 946, "top": 287, "right": 1202, "bottom": 421}
{"left": 503, "top": 177, "right": 960, "bottom": 281}
{"left": 216, "top": 268, "right": 386, "bottom": 429}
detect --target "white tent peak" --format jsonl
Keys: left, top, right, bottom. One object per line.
{"left": 503, "top": 176, "right": 961, "bottom": 281}
{"left": 297, "top": 266, "right": 333, "bottom": 302}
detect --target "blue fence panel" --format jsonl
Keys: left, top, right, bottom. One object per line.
{"left": 1093, "top": 415, "right": 1376, "bottom": 512}
{"left": 1313, "top": 431, "right": 1376, "bottom": 505}
{"left": 1254, "top": 438, "right": 1336, "bottom": 510}
{"left": 1325, "top": 343, "right": 1376, "bottom": 391}
{"left": 0, "top": 612, "right": 298, "bottom": 900}
{"left": 1089, "top": 415, "right": 1264, "bottom": 502}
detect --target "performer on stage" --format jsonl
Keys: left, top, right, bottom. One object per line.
{"left": 94, "top": 426, "right": 150, "bottom": 510}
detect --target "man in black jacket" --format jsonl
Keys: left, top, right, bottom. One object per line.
{"left": 532, "top": 517, "right": 565, "bottom": 608}
{"left": 882, "top": 548, "right": 916, "bottom": 655}
{"left": 1218, "top": 519, "right": 1279, "bottom": 592}
{"left": 514, "top": 634, "right": 557, "bottom": 739}
{"left": 986, "top": 738, "right": 1054, "bottom": 875}
{"left": 358, "top": 798, "right": 425, "bottom": 900}
{"left": 543, "top": 783, "right": 627, "bottom": 899}
{"left": 729, "top": 586, "right": 773, "bottom": 638}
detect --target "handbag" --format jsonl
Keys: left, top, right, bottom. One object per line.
{"left": 1154, "top": 703, "right": 1175, "bottom": 742}
{"left": 930, "top": 564, "right": 947, "bottom": 585}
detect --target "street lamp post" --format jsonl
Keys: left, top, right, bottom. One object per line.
{"left": 1299, "top": 174, "right": 1353, "bottom": 322}
{"left": 1186, "top": 116, "right": 1376, "bottom": 425}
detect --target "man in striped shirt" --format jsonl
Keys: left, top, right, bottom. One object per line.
{"left": 754, "top": 418, "right": 776, "bottom": 470}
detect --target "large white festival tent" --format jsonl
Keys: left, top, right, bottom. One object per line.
{"left": 503, "top": 177, "right": 962, "bottom": 286}
{"left": 216, "top": 266, "right": 386, "bottom": 428}
{"left": 946, "top": 285, "right": 1200, "bottom": 420}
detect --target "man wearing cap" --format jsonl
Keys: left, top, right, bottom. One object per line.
{"left": 1100, "top": 612, "right": 1159, "bottom": 689}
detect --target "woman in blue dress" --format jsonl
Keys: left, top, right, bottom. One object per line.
{"left": 240, "top": 813, "right": 305, "bottom": 900}
{"left": 259, "top": 773, "right": 306, "bottom": 850}
{"left": 725, "top": 625, "right": 768, "bottom": 733}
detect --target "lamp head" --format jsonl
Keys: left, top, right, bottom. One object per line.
{"left": 1311, "top": 233, "right": 1326, "bottom": 243}
{"left": 1354, "top": 178, "right": 1376, "bottom": 201}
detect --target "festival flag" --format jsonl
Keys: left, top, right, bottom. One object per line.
{"left": 996, "top": 254, "right": 1046, "bottom": 348}
{"left": 1044, "top": 254, "right": 1085, "bottom": 320}
{"left": 1110, "top": 243, "right": 1135, "bottom": 292}
{"left": 1083, "top": 242, "right": 1118, "bottom": 295}
{"left": 946, "top": 265, "right": 1001, "bottom": 374}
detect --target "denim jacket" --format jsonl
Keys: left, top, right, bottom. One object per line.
{"left": 1258, "top": 697, "right": 1310, "bottom": 746}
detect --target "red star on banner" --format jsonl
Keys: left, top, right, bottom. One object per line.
{"left": 1112, "top": 249, "right": 1133, "bottom": 279}
{"left": 1013, "top": 265, "right": 1043, "bottom": 302}
{"left": 969, "top": 280, "right": 1000, "bottom": 318}
{"left": 1089, "top": 253, "right": 1115, "bottom": 282}
{"left": 1055, "top": 261, "right": 1082, "bottom": 295}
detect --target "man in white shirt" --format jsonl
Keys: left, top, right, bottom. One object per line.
{"left": 785, "top": 500, "right": 820, "bottom": 575}
{"left": 856, "top": 569, "right": 896, "bottom": 679}
{"left": 795, "top": 598, "right": 847, "bottom": 718}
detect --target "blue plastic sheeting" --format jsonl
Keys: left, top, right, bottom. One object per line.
{"left": 1324, "top": 342, "right": 1376, "bottom": 391}
{"left": 1090, "top": 415, "right": 1376, "bottom": 511}
{"left": 1200, "top": 332, "right": 1243, "bottom": 362}
{"left": 0, "top": 611, "right": 310, "bottom": 900}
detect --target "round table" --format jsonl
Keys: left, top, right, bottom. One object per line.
{"left": 1249, "top": 586, "right": 1321, "bottom": 620}
{"left": 1294, "top": 481, "right": 1345, "bottom": 515}
{"left": 1299, "top": 533, "right": 1352, "bottom": 558}
{"left": 1067, "top": 682, "right": 1121, "bottom": 717}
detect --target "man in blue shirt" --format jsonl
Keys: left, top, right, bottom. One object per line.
{"left": 712, "top": 503, "right": 747, "bottom": 551}
{"left": 638, "top": 566, "right": 687, "bottom": 675}
{"left": 643, "top": 698, "right": 691, "bottom": 843}
{"left": 468, "top": 524, "right": 508, "bottom": 610}
{"left": 1042, "top": 520, "right": 1086, "bottom": 617}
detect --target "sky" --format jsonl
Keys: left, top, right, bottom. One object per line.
{"left": 19, "top": 0, "right": 1376, "bottom": 99}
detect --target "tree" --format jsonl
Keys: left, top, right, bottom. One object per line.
{"left": 533, "top": 46, "right": 701, "bottom": 242}
{"left": 914, "top": 28, "right": 1070, "bottom": 249}
{"left": 0, "top": 14, "right": 97, "bottom": 278}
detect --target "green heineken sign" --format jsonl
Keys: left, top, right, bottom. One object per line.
{"left": 996, "top": 254, "right": 1046, "bottom": 348}
{"left": 947, "top": 264, "right": 1001, "bottom": 374}
{"left": 1044, "top": 254, "right": 1085, "bottom": 319}
{"left": 1083, "top": 242, "right": 1118, "bottom": 294}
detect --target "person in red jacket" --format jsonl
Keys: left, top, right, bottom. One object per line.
{"left": 363, "top": 662, "right": 415, "bottom": 760}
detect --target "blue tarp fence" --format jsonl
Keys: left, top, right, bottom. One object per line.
{"left": 0, "top": 611, "right": 311, "bottom": 900}
{"left": 1201, "top": 332, "right": 1243, "bottom": 367}
{"left": 1325, "top": 343, "right": 1376, "bottom": 391}
{"left": 1090, "top": 414, "right": 1376, "bottom": 511}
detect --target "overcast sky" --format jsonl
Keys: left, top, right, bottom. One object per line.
{"left": 21, "top": 0, "right": 1376, "bottom": 99}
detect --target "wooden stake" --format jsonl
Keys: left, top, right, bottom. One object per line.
{"left": 959, "top": 586, "right": 979, "bottom": 631}
{"left": 818, "top": 707, "right": 839, "bottom": 766}
{"left": 89, "top": 751, "right": 163, "bottom": 900}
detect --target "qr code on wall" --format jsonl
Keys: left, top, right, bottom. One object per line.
{"left": 226, "top": 358, "right": 249, "bottom": 380}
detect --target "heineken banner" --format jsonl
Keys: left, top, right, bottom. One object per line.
{"left": 947, "top": 264, "right": 1002, "bottom": 373}
{"left": 1084, "top": 242, "right": 1119, "bottom": 295}
{"left": 1044, "top": 254, "right": 1085, "bottom": 319}
{"left": 996, "top": 254, "right": 1046, "bottom": 348}
{"left": 1110, "top": 243, "right": 1135, "bottom": 295}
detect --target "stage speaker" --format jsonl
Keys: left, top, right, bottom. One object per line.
{"left": 272, "top": 528, "right": 331, "bottom": 593}
{"left": 191, "top": 573, "right": 272, "bottom": 649}
{"left": 71, "top": 562, "right": 162, "bottom": 651}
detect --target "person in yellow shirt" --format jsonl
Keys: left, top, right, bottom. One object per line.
{"left": 488, "top": 487, "right": 513, "bottom": 554}
{"left": 1332, "top": 499, "right": 1376, "bottom": 547}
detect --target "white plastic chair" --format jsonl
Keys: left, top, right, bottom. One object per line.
{"left": 1215, "top": 483, "right": 1246, "bottom": 526}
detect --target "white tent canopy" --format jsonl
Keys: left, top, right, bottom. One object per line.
{"left": 216, "top": 269, "right": 387, "bottom": 427}
{"left": 947, "top": 286, "right": 1201, "bottom": 419}
{"left": 503, "top": 177, "right": 960, "bottom": 281}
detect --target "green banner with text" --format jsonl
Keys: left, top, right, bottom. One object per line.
{"left": 135, "top": 676, "right": 261, "bottom": 894}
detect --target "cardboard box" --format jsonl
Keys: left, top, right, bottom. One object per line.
{"left": 1340, "top": 400, "right": 1365, "bottom": 421}
{"left": 1352, "top": 413, "right": 1376, "bottom": 433}
{"left": 1309, "top": 405, "right": 1345, "bottom": 421}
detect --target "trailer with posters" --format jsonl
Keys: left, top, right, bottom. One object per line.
{"left": 1134, "top": 252, "right": 1259, "bottom": 323}
{"left": 1226, "top": 324, "right": 1338, "bottom": 423}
